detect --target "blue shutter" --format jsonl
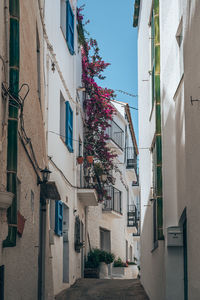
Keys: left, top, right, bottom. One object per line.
{"left": 55, "top": 200, "right": 63, "bottom": 236}
{"left": 65, "top": 101, "right": 73, "bottom": 152}
{"left": 66, "top": 0, "right": 74, "bottom": 54}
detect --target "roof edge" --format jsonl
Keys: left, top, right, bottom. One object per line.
{"left": 125, "top": 104, "right": 139, "bottom": 155}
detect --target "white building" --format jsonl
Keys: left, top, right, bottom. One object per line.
{"left": 134, "top": 0, "right": 200, "bottom": 299}
{"left": 87, "top": 101, "right": 139, "bottom": 265}
{"left": 43, "top": 0, "right": 98, "bottom": 297}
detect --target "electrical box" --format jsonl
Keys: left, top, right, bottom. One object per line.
{"left": 167, "top": 226, "right": 183, "bottom": 247}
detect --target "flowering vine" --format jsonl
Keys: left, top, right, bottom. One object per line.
{"left": 77, "top": 6, "right": 117, "bottom": 176}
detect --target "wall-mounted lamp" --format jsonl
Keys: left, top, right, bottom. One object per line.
{"left": 38, "top": 167, "right": 51, "bottom": 185}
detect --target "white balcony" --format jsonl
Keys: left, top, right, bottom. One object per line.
{"left": 77, "top": 188, "right": 98, "bottom": 207}
{"left": 105, "top": 120, "right": 124, "bottom": 155}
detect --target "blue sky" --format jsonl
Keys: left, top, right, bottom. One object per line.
{"left": 78, "top": 0, "right": 138, "bottom": 143}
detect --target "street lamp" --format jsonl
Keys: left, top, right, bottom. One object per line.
{"left": 38, "top": 167, "right": 51, "bottom": 184}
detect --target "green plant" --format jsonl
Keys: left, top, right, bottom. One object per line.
{"left": 113, "top": 257, "right": 128, "bottom": 267}
{"left": 99, "top": 250, "right": 115, "bottom": 264}
{"left": 85, "top": 249, "right": 115, "bottom": 268}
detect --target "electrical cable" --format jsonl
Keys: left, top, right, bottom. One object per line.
{"left": 48, "top": 130, "right": 150, "bottom": 150}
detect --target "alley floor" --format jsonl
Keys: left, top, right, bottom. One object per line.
{"left": 55, "top": 279, "right": 149, "bottom": 300}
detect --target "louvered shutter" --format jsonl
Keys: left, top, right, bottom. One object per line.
{"left": 65, "top": 101, "right": 73, "bottom": 152}
{"left": 55, "top": 200, "right": 63, "bottom": 236}
{"left": 66, "top": 0, "right": 74, "bottom": 54}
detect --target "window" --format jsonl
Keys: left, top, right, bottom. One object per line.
{"left": 65, "top": 101, "right": 73, "bottom": 152}
{"left": 55, "top": 200, "right": 63, "bottom": 236}
{"left": 60, "top": 0, "right": 74, "bottom": 55}
{"left": 150, "top": 9, "right": 155, "bottom": 109}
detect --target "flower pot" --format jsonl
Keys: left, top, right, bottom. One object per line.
{"left": 100, "top": 174, "right": 107, "bottom": 182}
{"left": 99, "top": 262, "right": 109, "bottom": 279}
{"left": 0, "top": 191, "right": 14, "bottom": 209}
{"left": 77, "top": 156, "right": 84, "bottom": 164}
{"left": 86, "top": 156, "right": 93, "bottom": 164}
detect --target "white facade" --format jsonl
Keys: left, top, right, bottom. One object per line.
{"left": 87, "top": 101, "right": 139, "bottom": 264}
{"left": 43, "top": 0, "right": 94, "bottom": 296}
{"left": 136, "top": 0, "right": 200, "bottom": 299}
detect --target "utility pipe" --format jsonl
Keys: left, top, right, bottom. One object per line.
{"left": 3, "top": 0, "right": 20, "bottom": 247}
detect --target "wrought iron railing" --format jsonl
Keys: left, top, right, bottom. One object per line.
{"left": 126, "top": 147, "right": 138, "bottom": 175}
{"left": 103, "top": 186, "right": 122, "bottom": 214}
{"left": 106, "top": 120, "right": 124, "bottom": 150}
{"left": 127, "top": 204, "right": 138, "bottom": 227}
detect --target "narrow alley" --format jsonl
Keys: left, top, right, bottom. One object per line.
{"left": 55, "top": 279, "right": 149, "bottom": 300}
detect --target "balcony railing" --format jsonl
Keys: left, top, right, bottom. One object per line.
{"left": 103, "top": 186, "right": 122, "bottom": 214}
{"left": 127, "top": 205, "right": 138, "bottom": 227}
{"left": 106, "top": 120, "right": 124, "bottom": 150}
{"left": 126, "top": 147, "right": 135, "bottom": 168}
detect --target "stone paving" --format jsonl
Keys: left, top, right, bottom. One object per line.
{"left": 55, "top": 279, "right": 149, "bottom": 300}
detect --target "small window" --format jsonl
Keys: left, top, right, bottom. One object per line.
{"left": 65, "top": 101, "right": 73, "bottom": 152}
{"left": 60, "top": 0, "right": 74, "bottom": 55}
{"left": 55, "top": 200, "right": 63, "bottom": 236}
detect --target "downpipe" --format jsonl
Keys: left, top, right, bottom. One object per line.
{"left": 3, "top": 0, "right": 20, "bottom": 247}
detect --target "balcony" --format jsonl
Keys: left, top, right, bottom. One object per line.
{"left": 103, "top": 186, "right": 122, "bottom": 217}
{"left": 126, "top": 147, "right": 137, "bottom": 182}
{"left": 106, "top": 120, "right": 124, "bottom": 154}
{"left": 127, "top": 205, "right": 138, "bottom": 234}
{"left": 77, "top": 188, "right": 98, "bottom": 207}
{"left": 77, "top": 172, "right": 98, "bottom": 207}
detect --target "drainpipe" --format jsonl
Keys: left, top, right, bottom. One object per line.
{"left": 38, "top": 195, "right": 47, "bottom": 300}
{"left": 3, "top": 0, "right": 20, "bottom": 247}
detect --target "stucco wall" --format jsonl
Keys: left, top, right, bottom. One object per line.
{"left": 0, "top": 0, "right": 49, "bottom": 299}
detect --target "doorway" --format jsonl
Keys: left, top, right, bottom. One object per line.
{"left": 183, "top": 219, "right": 188, "bottom": 300}
{"left": 100, "top": 228, "right": 111, "bottom": 252}
{"left": 80, "top": 221, "right": 84, "bottom": 277}
{"left": 0, "top": 265, "right": 4, "bottom": 300}
{"left": 63, "top": 204, "right": 69, "bottom": 283}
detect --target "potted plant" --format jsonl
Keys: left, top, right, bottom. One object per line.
{"left": 84, "top": 249, "right": 101, "bottom": 278}
{"left": 77, "top": 156, "right": 84, "bottom": 164}
{"left": 84, "top": 249, "right": 115, "bottom": 279}
{"left": 100, "top": 174, "right": 107, "bottom": 182}
{"left": 86, "top": 156, "right": 94, "bottom": 164}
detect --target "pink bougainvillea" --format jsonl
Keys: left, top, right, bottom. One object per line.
{"left": 77, "top": 7, "right": 117, "bottom": 174}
